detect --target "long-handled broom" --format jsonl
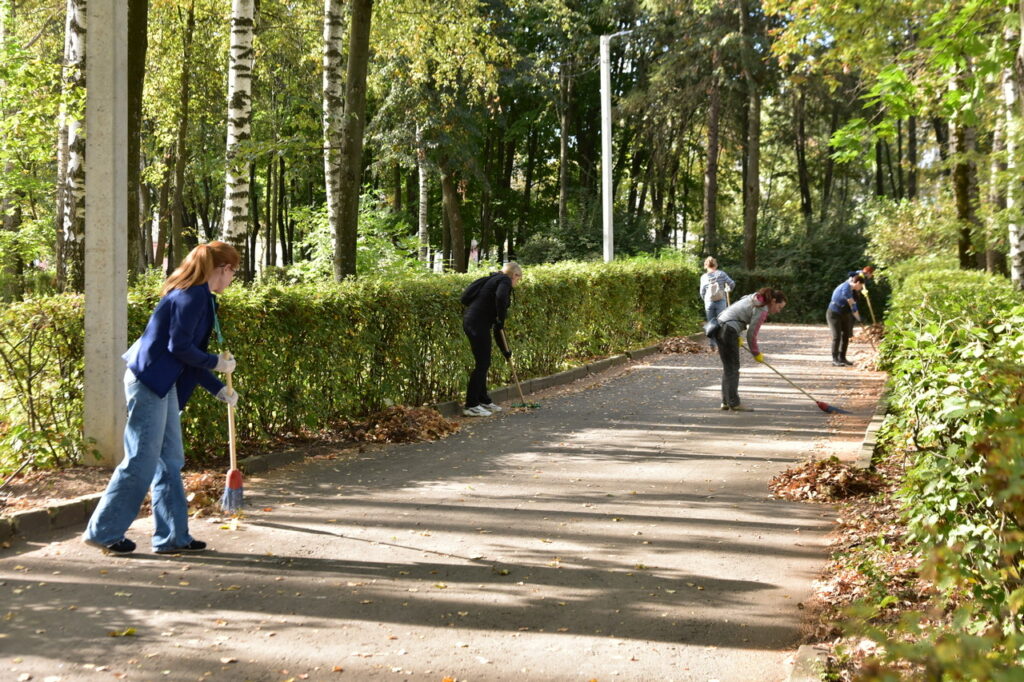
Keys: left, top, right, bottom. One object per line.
{"left": 219, "top": 363, "right": 243, "bottom": 512}
{"left": 499, "top": 329, "right": 539, "bottom": 409}
{"left": 863, "top": 286, "right": 877, "bottom": 325}
{"left": 754, "top": 352, "right": 849, "bottom": 415}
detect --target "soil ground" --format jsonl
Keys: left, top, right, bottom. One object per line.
{"left": 0, "top": 324, "right": 883, "bottom": 681}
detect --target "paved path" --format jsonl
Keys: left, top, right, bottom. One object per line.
{"left": 0, "top": 324, "right": 883, "bottom": 682}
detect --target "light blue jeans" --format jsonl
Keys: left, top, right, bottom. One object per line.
{"left": 84, "top": 370, "right": 194, "bottom": 551}
{"left": 705, "top": 299, "right": 728, "bottom": 349}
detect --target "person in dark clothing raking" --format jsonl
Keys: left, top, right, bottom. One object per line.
{"left": 461, "top": 262, "right": 523, "bottom": 417}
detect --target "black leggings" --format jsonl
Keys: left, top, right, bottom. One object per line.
{"left": 464, "top": 320, "right": 493, "bottom": 408}
{"left": 826, "top": 308, "right": 853, "bottom": 360}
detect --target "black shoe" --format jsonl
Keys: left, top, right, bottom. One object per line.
{"left": 154, "top": 540, "right": 208, "bottom": 554}
{"left": 840, "top": 358, "right": 854, "bottom": 366}
{"left": 84, "top": 537, "right": 136, "bottom": 554}
{"left": 832, "top": 360, "right": 846, "bottom": 366}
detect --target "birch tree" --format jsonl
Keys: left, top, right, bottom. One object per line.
{"left": 322, "top": 0, "right": 344, "bottom": 262}
{"left": 59, "top": 0, "right": 86, "bottom": 291}
{"left": 222, "top": 0, "right": 254, "bottom": 256}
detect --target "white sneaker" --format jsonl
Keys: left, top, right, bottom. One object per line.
{"left": 479, "top": 402, "right": 503, "bottom": 412}
{"left": 462, "top": 405, "right": 492, "bottom": 417}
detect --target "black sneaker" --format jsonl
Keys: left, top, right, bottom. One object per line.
{"left": 832, "top": 360, "right": 846, "bottom": 366}
{"left": 840, "top": 358, "right": 854, "bottom": 366}
{"left": 84, "top": 537, "right": 136, "bottom": 554}
{"left": 154, "top": 540, "right": 208, "bottom": 555}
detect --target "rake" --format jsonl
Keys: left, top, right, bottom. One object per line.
{"left": 755, "top": 353, "right": 849, "bottom": 415}
{"left": 499, "top": 329, "right": 540, "bottom": 409}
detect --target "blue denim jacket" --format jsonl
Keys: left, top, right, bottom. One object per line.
{"left": 124, "top": 283, "right": 224, "bottom": 410}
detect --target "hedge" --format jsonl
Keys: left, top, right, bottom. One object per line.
{"left": 865, "top": 267, "right": 1024, "bottom": 673}
{"left": 0, "top": 256, "right": 702, "bottom": 470}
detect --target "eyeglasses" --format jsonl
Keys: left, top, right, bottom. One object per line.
{"left": 222, "top": 264, "right": 237, "bottom": 274}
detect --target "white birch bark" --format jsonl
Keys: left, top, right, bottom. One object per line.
{"left": 61, "top": 0, "right": 87, "bottom": 290}
{"left": 416, "top": 124, "right": 429, "bottom": 263}
{"left": 221, "top": 0, "right": 254, "bottom": 243}
{"left": 322, "top": 0, "right": 344, "bottom": 248}
{"left": 1005, "top": 67, "right": 1024, "bottom": 288}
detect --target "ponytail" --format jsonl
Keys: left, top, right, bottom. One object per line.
{"left": 161, "top": 241, "right": 240, "bottom": 295}
{"left": 754, "top": 287, "right": 786, "bottom": 306}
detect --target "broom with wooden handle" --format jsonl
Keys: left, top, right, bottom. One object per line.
{"left": 218, "top": 359, "right": 243, "bottom": 512}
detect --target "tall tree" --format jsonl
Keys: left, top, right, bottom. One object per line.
{"left": 222, "top": 0, "right": 254, "bottom": 258}
{"left": 59, "top": 0, "right": 86, "bottom": 291}
{"left": 321, "top": 0, "right": 344, "bottom": 268}
{"left": 127, "top": 0, "right": 149, "bottom": 276}
{"left": 333, "top": 0, "right": 372, "bottom": 280}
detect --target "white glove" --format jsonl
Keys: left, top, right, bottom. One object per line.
{"left": 214, "top": 352, "right": 236, "bottom": 374}
{"left": 216, "top": 386, "right": 239, "bottom": 407}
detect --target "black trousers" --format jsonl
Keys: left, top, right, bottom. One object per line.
{"left": 464, "top": 319, "right": 493, "bottom": 408}
{"left": 826, "top": 308, "right": 853, "bottom": 360}
{"left": 717, "top": 324, "right": 741, "bottom": 407}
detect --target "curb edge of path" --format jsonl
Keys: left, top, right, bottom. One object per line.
{"left": 786, "top": 379, "right": 890, "bottom": 682}
{"left": 0, "top": 339, "right": 674, "bottom": 545}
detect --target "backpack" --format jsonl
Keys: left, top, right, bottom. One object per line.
{"left": 707, "top": 278, "right": 725, "bottom": 302}
{"left": 460, "top": 273, "right": 496, "bottom": 306}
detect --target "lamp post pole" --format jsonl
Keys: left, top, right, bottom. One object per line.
{"left": 600, "top": 29, "right": 632, "bottom": 263}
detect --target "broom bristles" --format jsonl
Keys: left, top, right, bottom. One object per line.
{"left": 220, "top": 468, "right": 244, "bottom": 512}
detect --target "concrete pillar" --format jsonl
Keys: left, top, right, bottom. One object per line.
{"left": 83, "top": 0, "right": 128, "bottom": 467}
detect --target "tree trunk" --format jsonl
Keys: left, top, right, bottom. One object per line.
{"left": 558, "top": 59, "right": 570, "bottom": 233}
{"left": 516, "top": 125, "right": 537, "bottom": 262}
{"left": 794, "top": 90, "right": 813, "bottom": 227}
{"left": 333, "top": 0, "right": 373, "bottom": 280}
{"left": 126, "top": 0, "right": 149, "bottom": 277}
{"left": 952, "top": 124, "right": 980, "bottom": 269}
{"left": 265, "top": 157, "right": 275, "bottom": 266}
{"left": 322, "top": 0, "right": 344, "bottom": 266}
{"left": 222, "top": 0, "right": 255, "bottom": 263}
{"left": 1006, "top": 63, "right": 1024, "bottom": 287}
{"left": 703, "top": 46, "right": 721, "bottom": 257}
{"left": 737, "top": 0, "right": 762, "bottom": 269}
{"left": 155, "top": 155, "right": 171, "bottom": 271}
{"left": 171, "top": 1, "right": 194, "bottom": 269}
{"left": 874, "top": 140, "right": 885, "bottom": 196}
{"left": 60, "top": 0, "right": 87, "bottom": 292}
{"left": 819, "top": 107, "right": 838, "bottom": 223}
{"left": 416, "top": 124, "right": 429, "bottom": 262}
{"left": 989, "top": 103, "right": 1009, "bottom": 275}
{"left": 907, "top": 115, "right": 918, "bottom": 199}
{"left": 440, "top": 167, "right": 466, "bottom": 273}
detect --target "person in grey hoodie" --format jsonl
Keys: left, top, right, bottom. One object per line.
{"left": 698, "top": 257, "right": 735, "bottom": 350}
{"left": 714, "top": 287, "right": 787, "bottom": 411}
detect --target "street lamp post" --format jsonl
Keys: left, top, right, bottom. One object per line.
{"left": 600, "top": 29, "right": 632, "bottom": 264}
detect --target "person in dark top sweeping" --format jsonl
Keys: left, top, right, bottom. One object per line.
{"left": 826, "top": 273, "right": 864, "bottom": 366}
{"left": 461, "top": 262, "right": 523, "bottom": 417}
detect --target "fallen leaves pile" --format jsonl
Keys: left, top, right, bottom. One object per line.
{"left": 856, "top": 323, "right": 885, "bottom": 344}
{"left": 340, "top": 406, "right": 460, "bottom": 444}
{"left": 768, "top": 456, "right": 882, "bottom": 501}
{"left": 660, "top": 336, "right": 711, "bottom": 354}
{"left": 801, "top": 455, "right": 936, "bottom": 680}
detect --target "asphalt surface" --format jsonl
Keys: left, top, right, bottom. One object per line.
{"left": 0, "top": 324, "right": 884, "bottom": 682}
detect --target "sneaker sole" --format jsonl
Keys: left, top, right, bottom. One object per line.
{"left": 154, "top": 546, "right": 208, "bottom": 555}
{"left": 83, "top": 538, "right": 135, "bottom": 555}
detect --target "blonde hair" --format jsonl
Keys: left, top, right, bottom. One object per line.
{"left": 161, "top": 241, "right": 241, "bottom": 295}
{"left": 502, "top": 262, "right": 523, "bottom": 277}
{"left": 704, "top": 256, "right": 718, "bottom": 270}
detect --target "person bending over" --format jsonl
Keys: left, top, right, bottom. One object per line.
{"left": 462, "top": 262, "right": 522, "bottom": 417}
{"left": 715, "top": 287, "right": 787, "bottom": 412}
{"left": 826, "top": 274, "right": 864, "bottom": 366}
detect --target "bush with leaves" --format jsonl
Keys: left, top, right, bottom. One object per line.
{"left": 0, "top": 256, "right": 701, "bottom": 473}
{"left": 851, "top": 267, "right": 1024, "bottom": 677}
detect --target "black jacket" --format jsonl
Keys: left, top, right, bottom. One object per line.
{"left": 463, "top": 273, "right": 512, "bottom": 328}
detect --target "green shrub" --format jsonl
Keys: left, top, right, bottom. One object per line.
{"left": 856, "top": 266, "right": 1024, "bottom": 675}
{"left": 0, "top": 256, "right": 701, "bottom": 472}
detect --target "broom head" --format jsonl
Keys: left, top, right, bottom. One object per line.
{"left": 219, "top": 468, "right": 244, "bottom": 512}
